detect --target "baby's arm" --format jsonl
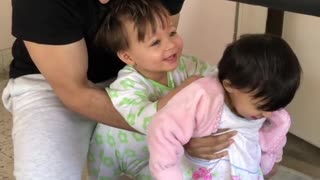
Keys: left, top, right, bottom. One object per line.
{"left": 157, "top": 75, "right": 202, "bottom": 109}
{"left": 159, "top": 55, "right": 218, "bottom": 110}
{"left": 148, "top": 77, "right": 224, "bottom": 179}
{"left": 180, "top": 55, "right": 218, "bottom": 77}
{"left": 107, "top": 68, "right": 201, "bottom": 134}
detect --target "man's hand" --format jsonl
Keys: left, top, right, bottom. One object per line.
{"left": 184, "top": 129, "right": 236, "bottom": 160}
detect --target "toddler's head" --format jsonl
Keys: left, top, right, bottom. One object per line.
{"left": 96, "top": 0, "right": 183, "bottom": 79}
{"left": 218, "top": 34, "right": 302, "bottom": 120}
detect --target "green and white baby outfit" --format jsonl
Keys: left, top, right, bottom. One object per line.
{"left": 87, "top": 55, "right": 217, "bottom": 180}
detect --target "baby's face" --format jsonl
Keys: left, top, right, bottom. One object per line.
{"left": 227, "top": 88, "right": 272, "bottom": 120}
{"left": 121, "top": 17, "right": 183, "bottom": 80}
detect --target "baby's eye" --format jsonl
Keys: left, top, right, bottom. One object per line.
{"left": 169, "top": 31, "right": 177, "bottom": 36}
{"left": 150, "top": 39, "right": 160, "bottom": 46}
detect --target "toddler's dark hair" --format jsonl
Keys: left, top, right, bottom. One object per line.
{"left": 95, "top": 0, "right": 169, "bottom": 52}
{"left": 218, "top": 34, "right": 302, "bottom": 111}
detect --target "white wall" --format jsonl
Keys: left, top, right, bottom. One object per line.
{"left": 0, "top": 0, "right": 14, "bottom": 49}
{"left": 236, "top": 4, "right": 267, "bottom": 38}
{"left": 177, "top": 0, "right": 236, "bottom": 65}
{"left": 283, "top": 12, "right": 320, "bottom": 147}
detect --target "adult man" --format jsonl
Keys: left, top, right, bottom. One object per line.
{"left": 2, "top": 0, "right": 235, "bottom": 179}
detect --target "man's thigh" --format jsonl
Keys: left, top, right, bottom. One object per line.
{"left": 11, "top": 89, "right": 96, "bottom": 180}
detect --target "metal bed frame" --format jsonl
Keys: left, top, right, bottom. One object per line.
{"left": 229, "top": 0, "right": 320, "bottom": 36}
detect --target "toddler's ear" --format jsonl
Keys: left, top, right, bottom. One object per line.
{"left": 117, "top": 51, "right": 135, "bottom": 66}
{"left": 222, "top": 79, "right": 235, "bottom": 93}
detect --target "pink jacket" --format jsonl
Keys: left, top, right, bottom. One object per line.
{"left": 147, "top": 76, "right": 291, "bottom": 180}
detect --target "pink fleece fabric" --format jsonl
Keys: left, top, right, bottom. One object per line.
{"left": 147, "top": 76, "right": 290, "bottom": 180}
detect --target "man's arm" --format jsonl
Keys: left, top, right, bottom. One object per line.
{"left": 24, "top": 39, "right": 135, "bottom": 131}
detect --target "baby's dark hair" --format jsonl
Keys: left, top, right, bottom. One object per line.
{"left": 95, "top": 0, "right": 169, "bottom": 52}
{"left": 218, "top": 34, "right": 302, "bottom": 111}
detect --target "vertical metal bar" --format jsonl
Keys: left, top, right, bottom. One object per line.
{"left": 233, "top": 2, "right": 240, "bottom": 41}
{"left": 265, "top": 8, "right": 284, "bottom": 36}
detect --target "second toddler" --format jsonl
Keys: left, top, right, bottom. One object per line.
{"left": 148, "top": 34, "right": 302, "bottom": 180}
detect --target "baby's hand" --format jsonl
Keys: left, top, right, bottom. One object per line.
{"left": 183, "top": 75, "right": 203, "bottom": 86}
{"left": 188, "top": 75, "right": 203, "bottom": 81}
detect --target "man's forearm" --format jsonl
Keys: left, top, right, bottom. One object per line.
{"left": 24, "top": 39, "right": 134, "bottom": 131}
{"left": 64, "top": 85, "right": 136, "bottom": 131}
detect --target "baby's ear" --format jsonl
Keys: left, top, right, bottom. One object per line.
{"left": 222, "top": 79, "right": 234, "bottom": 93}
{"left": 117, "top": 51, "right": 135, "bottom": 66}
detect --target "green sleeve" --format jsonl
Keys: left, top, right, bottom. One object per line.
{"left": 106, "top": 67, "right": 159, "bottom": 134}
{"left": 179, "top": 54, "right": 218, "bottom": 77}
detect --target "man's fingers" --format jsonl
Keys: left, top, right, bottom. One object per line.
{"left": 186, "top": 140, "right": 231, "bottom": 158}
{"left": 185, "top": 131, "right": 235, "bottom": 151}
{"left": 216, "top": 128, "right": 231, "bottom": 133}
{"left": 210, "top": 140, "right": 233, "bottom": 153}
{"left": 184, "top": 136, "right": 211, "bottom": 149}
{"left": 214, "top": 130, "right": 237, "bottom": 141}
{"left": 200, "top": 150, "right": 228, "bottom": 160}
{"left": 184, "top": 130, "right": 237, "bottom": 160}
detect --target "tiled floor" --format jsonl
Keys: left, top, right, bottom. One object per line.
{"left": 0, "top": 73, "right": 319, "bottom": 179}
{"left": 282, "top": 133, "right": 320, "bottom": 178}
{"left": 0, "top": 76, "right": 14, "bottom": 180}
